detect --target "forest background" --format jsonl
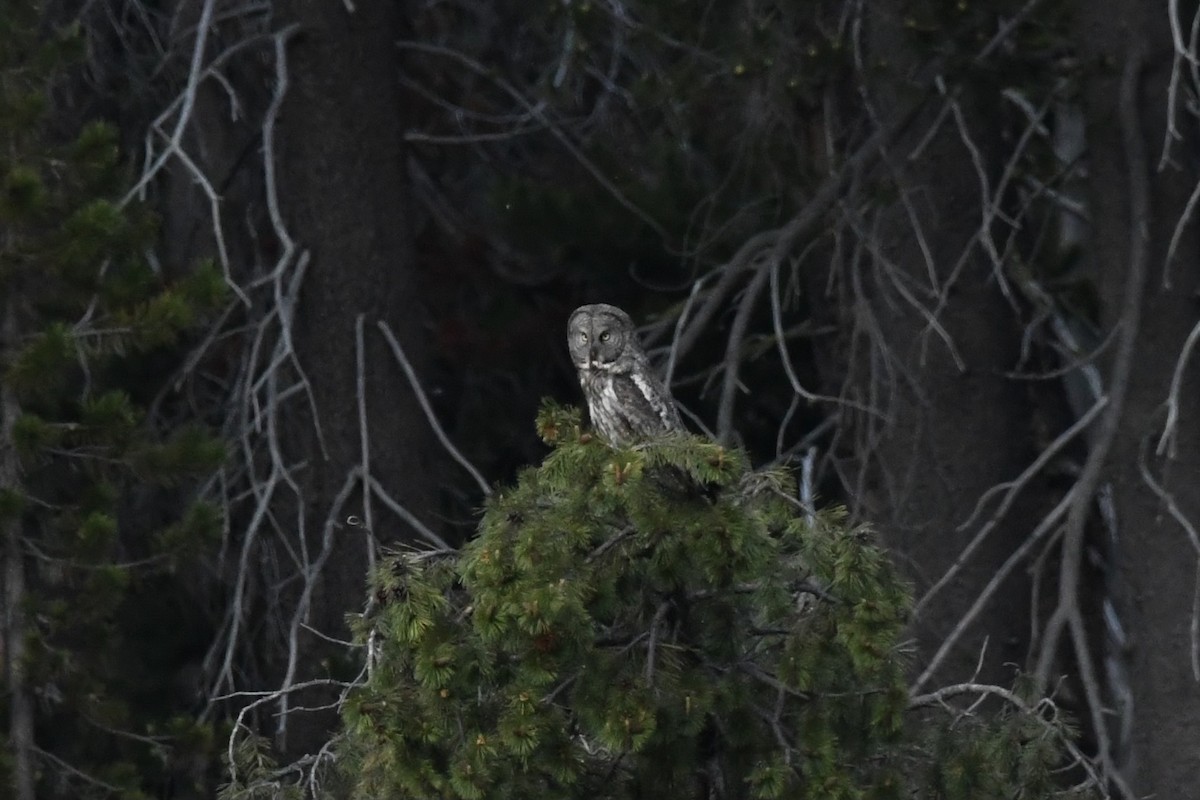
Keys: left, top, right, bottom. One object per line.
{"left": 3, "top": 0, "right": 1200, "bottom": 798}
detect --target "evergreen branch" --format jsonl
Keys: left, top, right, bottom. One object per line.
{"left": 908, "top": 682, "right": 1113, "bottom": 796}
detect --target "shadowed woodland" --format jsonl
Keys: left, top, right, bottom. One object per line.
{"left": 3, "top": 0, "right": 1200, "bottom": 797}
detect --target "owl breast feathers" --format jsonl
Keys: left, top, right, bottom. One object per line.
{"left": 567, "top": 303, "right": 683, "bottom": 447}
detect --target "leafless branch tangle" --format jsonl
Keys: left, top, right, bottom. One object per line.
{"left": 346, "top": 3, "right": 1199, "bottom": 791}
{"left": 111, "top": 0, "right": 1200, "bottom": 795}
{"left": 104, "top": 7, "right": 453, "bottom": 788}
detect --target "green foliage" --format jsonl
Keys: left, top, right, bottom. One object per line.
{"left": 132, "top": 424, "right": 227, "bottom": 480}
{"left": 2, "top": 163, "right": 47, "bottom": 216}
{"left": 329, "top": 404, "right": 1095, "bottom": 800}
{"left": 0, "top": 3, "right": 227, "bottom": 797}
{"left": 157, "top": 500, "right": 224, "bottom": 557}
{"left": 5, "top": 323, "right": 74, "bottom": 398}
{"left": 0, "top": 488, "right": 25, "bottom": 520}
{"left": 218, "top": 733, "right": 306, "bottom": 800}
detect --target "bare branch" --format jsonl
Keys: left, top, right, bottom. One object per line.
{"left": 377, "top": 320, "right": 491, "bottom": 497}
{"left": 915, "top": 395, "right": 1108, "bottom": 618}
{"left": 1155, "top": 317, "right": 1200, "bottom": 458}
{"left": 912, "top": 486, "right": 1074, "bottom": 693}
{"left": 1033, "top": 46, "right": 1149, "bottom": 697}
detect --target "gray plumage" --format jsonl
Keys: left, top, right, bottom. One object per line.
{"left": 567, "top": 303, "right": 683, "bottom": 446}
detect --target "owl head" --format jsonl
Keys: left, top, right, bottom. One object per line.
{"left": 567, "top": 303, "right": 636, "bottom": 373}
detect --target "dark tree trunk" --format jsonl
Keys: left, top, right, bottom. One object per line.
{"left": 823, "top": 6, "right": 1055, "bottom": 689}
{"left": 1076, "top": 4, "right": 1200, "bottom": 793}
{"left": 1, "top": 306, "right": 34, "bottom": 800}
{"left": 271, "top": 1, "right": 436, "bottom": 757}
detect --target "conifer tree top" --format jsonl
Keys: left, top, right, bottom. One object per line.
{"left": 319, "top": 403, "right": 1101, "bottom": 800}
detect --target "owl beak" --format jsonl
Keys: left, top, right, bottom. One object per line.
{"left": 588, "top": 346, "right": 598, "bottom": 366}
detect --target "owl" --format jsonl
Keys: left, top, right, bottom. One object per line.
{"left": 567, "top": 303, "right": 684, "bottom": 447}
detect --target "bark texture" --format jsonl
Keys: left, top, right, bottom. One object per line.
{"left": 1, "top": 306, "right": 34, "bottom": 800}
{"left": 1077, "top": 3, "right": 1200, "bottom": 793}
{"left": 270, "top": 1, "right": 436, "bottom": 756}
{"left": 834, "top": 5, "right": 1054, "bottom": 689}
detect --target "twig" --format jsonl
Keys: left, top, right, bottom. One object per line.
{"left": 912, "top": 487, "right": 1074, "bottom": 693}
{"left": 276, "top": 469, "right": 360, "bottom": 747}
{"left": 1033, "top": 45, "right": 1149, "bottom": 696}
{"left": 644, "top": 601, "right": 671, "bottom": 685}
{"left": 377, "top": 320, "right": 491, "bottom": 496}
{"left": 356, "top": 315, "right": 376, "bottom": 575}
{"left": 1155, "top": 317, "right": 1200, "bottom": 458}
{"left": 916, "top": 395, "right": 1108, "bottom": 617}
{"left": 908, "top": 682, "right": 1112, "bottom": 795}
{"left": 364, "top": 473, "right": 451, "bottom": 550}
{"left": 1024, "top": 50, "right": 1147, "bottom": 800}
{"left": 664, "top": 277, "right": 704, "bottom": 388}
{"left": 30, "top": 746, "right": 123, "bottom": 795}
{"left": 716, "top": 255, "right": 772, "bottom": 443}
{"left": 122, "top": 0, "right": 218, "bottom": 204}
{"left": 395, "top": 40, "right": 672, "bottom": 242}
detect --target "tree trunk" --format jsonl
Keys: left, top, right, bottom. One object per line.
{"left": 824, "top": 6, "right": 1054, "bottom": 689}
{"left": 1076, "top": 4, "right": 1200, "bottom": 793}
{"left": 1, "top": 305, "right": 34, "bottom": 800}
{"left": 270, "top": 1, "right": 436, "bottom": 757}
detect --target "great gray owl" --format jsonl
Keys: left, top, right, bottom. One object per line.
{"left": 567, "top": 303, "right": 683, "bottom": 446}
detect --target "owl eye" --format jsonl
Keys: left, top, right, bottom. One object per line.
{"left": 579, "top": 331, "right": 588, "bottom": 343}
{"left": 599, "top": 331, "right": 611, "bottom": 343}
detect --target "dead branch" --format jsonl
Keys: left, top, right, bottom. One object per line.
{"left": 377, "top": 320, "right": 491, "bottom": 497}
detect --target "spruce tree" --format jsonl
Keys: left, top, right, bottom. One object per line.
{"left": 1, "top": 4, "right": 225, "bottom": 797}
{"left": 319, "top": 404, "right": 1100, "bottom": 800}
